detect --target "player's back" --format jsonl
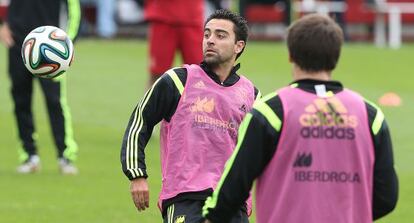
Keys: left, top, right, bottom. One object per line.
{"left": 256, "top": 86, "right": 374, "bottom": 223}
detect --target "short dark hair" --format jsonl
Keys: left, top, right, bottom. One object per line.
{"left": 287, "top": 14, "right": 344, "bottom": 72}
{"left": 204, "top": 9, "right": 249, "bottom": 59}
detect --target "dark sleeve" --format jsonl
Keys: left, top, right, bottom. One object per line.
{"left": 120, "top": 68, "right": 187, "bottom": 180}
{"left": 203, "top": 96, "right": 283, "bottom": 222}
{"left": 365, "top": 102, "right": 399, "bottom": 220}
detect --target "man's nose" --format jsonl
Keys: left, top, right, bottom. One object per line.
{"left": 207, "top": 38, "right": 215, "bottom": 46}
{"left": 206, "top": 35, "right": 216, "bottom": 44}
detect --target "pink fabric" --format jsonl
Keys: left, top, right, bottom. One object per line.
{"left": 159, "top": 64, "right": 255, "bottom": 213}
{"left": 256, "top": 87, "right": 374, "bottom": 223}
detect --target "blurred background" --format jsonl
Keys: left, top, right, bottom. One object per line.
{"left": 0, "top": 0, "right": 413, "bottom": 222}
{"left": 1, "top": 0, "right": 412, "bottom": 45}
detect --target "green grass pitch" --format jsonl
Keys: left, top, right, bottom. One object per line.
{"left": 0, "top": 40, "right": 413, "bottom": 222}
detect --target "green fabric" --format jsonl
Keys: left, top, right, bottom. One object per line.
{"left": 167, "top": 70, "right": 184, "bottom": 94}
{"left": 254, "top": 99, "right": 282, "bottom": 132}
{"left": 256, "top": 90, "right": 262, "bottom": 100}
{"left": 18, "top": 146, "right": 29, "bottom": 163}
{"left": 256, "top": 91, "right": 277, "bottom": 106}
{"left": 60, "top": 76, "right": 78, "bottom": 161}
{"left": 66, "top": 0, "right": 81, "bottom": 40}
{"left": 203, "top": 114, "right": 253, "bottom": 216}
{"left": 365, "top": 99, "right": 385, "bottom": 135}
{"left": 253, "top": 92, "right": 282, "bottom": 132}
{"left": 167, "top": 204, "right": 175, "bottom": 223}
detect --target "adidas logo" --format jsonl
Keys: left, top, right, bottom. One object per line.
{"left": 194, "top": 80, "right": 206, "bottom": 89}
{"left": 304, "top": 97, "right": 347, "bottom": 114}
{"left": 299, "top": 96, "right": 358, "bottom": 140}
{"left": 300, "top": 97, "right": 357, "bottom": 127}
{"left": 293, "top": 152, "right": 312, "bottom": 167}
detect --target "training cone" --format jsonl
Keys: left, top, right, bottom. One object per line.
{"left": 378, "top": 92, "right": 402, "bottom": 107}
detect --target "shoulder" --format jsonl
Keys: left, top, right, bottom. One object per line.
{"left": 164, "top": 67, "right": 187, "bottom": 81}
{"left": 254, "top": 87, "right": 261, "bottom": 99}
{"left": 236, "top": 75, "right": 261, "bottom": 99}
{"left": 158, "top": 67, "right": 188, "bottom": 92}
{"left": 363, "top": 98, "right": 385, "bottom": 135}
{"left": 251, "top": 92, "right": 284, "bottom": 132}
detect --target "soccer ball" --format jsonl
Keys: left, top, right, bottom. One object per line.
{"left": 21, "top": 26, "right": 74, "bottom": 79}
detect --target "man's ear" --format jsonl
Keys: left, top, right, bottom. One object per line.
{"left": 235, "top": 40, "right": 245, "bottom": 54}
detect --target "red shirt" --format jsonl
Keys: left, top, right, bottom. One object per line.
{"left": 145, "top": 0, "right": 204, "bottom": 26}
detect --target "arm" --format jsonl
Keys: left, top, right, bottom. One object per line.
{"left": 365, "top": 101, "right": 398, "bottom": 220}
{"left": 1, "top": 2, "right": 14, "bottom": 47}
{"left": 0, "top": 22, "right": 14, "bottom": 47}
{"left": 372, "top": 120, "right": 398, "bottom": 220}
{"left": 203, "top": 95, "right": 282, "bottom": 222}
{"left": 65, "top": 0, "right": 81, "bottom": 41}
{"left": 121, "top": 68, "right": 186, "bottom": 211}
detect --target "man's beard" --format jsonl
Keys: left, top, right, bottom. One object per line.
{"left": 203, "top": 54, "right": 221, "bottom": 66}
{"left": 204, "top": 54, "right": 232, "bottom": 66}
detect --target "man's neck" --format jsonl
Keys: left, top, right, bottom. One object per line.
{"left": 210, "top": 61, "right": 235, "bottom": 83}
{"left": 292, "top": 64, "right": 332, "bottom": 81}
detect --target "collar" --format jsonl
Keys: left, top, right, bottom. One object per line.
{"left": 200, "top": 61, "right": 240, "bottom": 86}
{"left": 290, "top": 79, "right": 344, "bottom": 94}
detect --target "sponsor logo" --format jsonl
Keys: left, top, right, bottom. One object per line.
{"left": 293, "top": 152, "right": 312, "bottom": 167}
{"left": 193, "top": 80, "right": 206, "bottom": 89}
{"left": 189, "top": 96, "right": 238, "bottom": 138}
{"left": 192, "top": 115, "right": 238, "bottom": 138}
{"left": 299, "top": 97, "right": 358, "bottom": 140}
{"left": 300, "top": 126, "right": 355, "bottom": 140}
{"left": 174, "top": 215, "right": 186, "bottom": 223}
{"left": 293, "top": 152, "right": 360, "bottom": 183}
{"left": 190, "top": 97, "right": 215, "bottom": 113}
{"left": 294, "top": 170, "right": 361, "bottom": 183}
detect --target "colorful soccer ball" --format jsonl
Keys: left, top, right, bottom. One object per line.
{"left": 21, "top": 26, "right": 74, "bottom": 79}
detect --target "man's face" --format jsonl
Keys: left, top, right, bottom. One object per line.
{"left": 203, "top": 19, "right": 245, "bottom": 66}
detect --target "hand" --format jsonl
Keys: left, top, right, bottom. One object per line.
{"left": 0, "top": 23, "right": 14, "bottom": 48}
{"left": 130, "top": 178, "right": 150, "bottom": 211}
{"left": 204, "top": 220, "right": 212, "bottom": 223}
